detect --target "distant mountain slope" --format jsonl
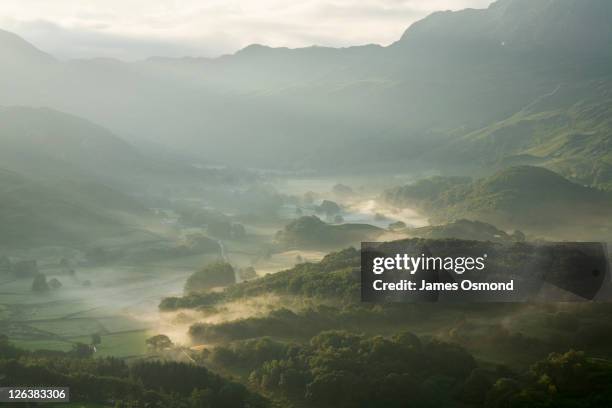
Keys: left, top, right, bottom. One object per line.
{"left": 396, "top": 0, "right": 612, "bottom": 56}
{"left": 0, "top": 28, "right": 55, "bottom": 66}
{"left": 0, "top": 1, "right": 611, "bottom": 174}
{"left": 0, "top": 0, "right": 612, "bottom": 177}
{"left": 0, "top": 168, "right": 147, "bottom": 247}
{"left": 384, "top": 166, "right": 612, "bottom": 238}
{"left": 0, "top": 106, "right": 141, "bottom": 181}
{"left": 0, "top": 106, "right": 237, "bottom": 191}
{"left": 433, "top": 81, "right": 612, "bottom": 188}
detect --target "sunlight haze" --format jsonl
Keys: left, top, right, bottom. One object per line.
{"left": 0, "top": 0, "right": 492, "bottom": 60}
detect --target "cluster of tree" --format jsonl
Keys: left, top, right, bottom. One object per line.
{"left": 146, "top": 334, "right": 174, "bottom": 351}
{"left": 212, "top": 330, "right": 478, "bottom": 407}
{"left": 93, "top": 234, "right": 223, "bottom": 265}
{"left": 406, "top": 219, "right": 525, "bottom": 243}
{"left": 315, "top": 200, "right": 342, "bottom": 216}
{"left": 176, "top": 206, "right": 246, "bottom": 239}
{"left": 184, "top": 261, "right": 236, "bottom": 295}
{"left": 275, "top": 216, "right": 382, "bottom": 249}
{"left": 182, "top": 234, "right": 222, "bottom": 253}
{"left": 188, "top": 301, "right": 518, "bottom": 345}
{"left": 485, "top": 350, "right": 612, "bottom": 407}
{"left": 0, "top": 335, "right": 267, "bottom": 407}
{"left": 383, "top": 166, "right": 612, "bottom": 238}
{"left": 383, "top": 175, "right": 470, "bottom": 210}
{"left": 163, "top": 238, "right": 588, "bottom": 310}
{"left": 207, "top": 332, "right": 612, "bottom": 408}
{"left": 444, "top": 304, "right": 612, "bottom": 356}
{"left": 190, "top": 307, "right": 338, "bottom": 343}
{"left": 238, "top": 266, "right": 258, "bottom": 281}
{"left": 160, "top": 248, "right": 360, "bottom": 311}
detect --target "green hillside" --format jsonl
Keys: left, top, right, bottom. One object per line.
{"left": 384, "top": 166, "right": 612, "bottom": 238}
{"left": 0, "top": 168, "right": 147, "bottom": 247}
{"left": 436, "top": 81, "right": 612, "bottom": 189}
{"left": 0, "top": 106, "right": 235, "bottom": 192}
{"left": 275, "top": 216, "right": 383, "bottom": 249}
{"left": 406, "top": 219, "right": 523, "bottom": 243}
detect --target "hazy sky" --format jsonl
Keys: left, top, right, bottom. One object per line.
{"left": 0, "top": 0, "right": 492, "bottom": 60}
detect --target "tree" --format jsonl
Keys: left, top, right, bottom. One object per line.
{"left": 31, "top": 273, "right": 49, "bottom": 292}
{"left": 511, "top": 230, "right": 526, "bottom": 242}
{"left": 231, "top": 223, "right": 246, "bottom": 239}
{"left": 184, "top": 262, "right": 235, "bottom": 294}
{"left": 185, "top": 234, "right": 221, "bottom": 254}
{"left": 316, "top": 200, "right": 341, "bottom": 216}
{"left": 91, "top": 333, "right": 102, "bottom": 346}
{"left": 48, "top": 278, "right": 62, "bottom": 290}
{"left": 239, "top": 266, "right": 257, "bottom": 281}
{"left": 71, "top": 342, "right": 94, "bottom": 358}
{"left": 146, "top": 334, "right": 173, "bottom": 351}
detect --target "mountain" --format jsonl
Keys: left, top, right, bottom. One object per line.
{"left": 0, "top": 28, "right": 54, "bottom": 66}
{"left": 395, "top": 0, "right": 612, "bottom": 57}
{"left": 0, "top": 0, "right": 611, "bottom": 177}
{"left": 431, "top": 80, "right": 612, "bottom": 188}
{"left": 0, "top": 106, "right": 237, "bottom": 192}
{"left": 0, "top": 107, "right": 142, "bottom": 182}
{"left": 384, "top": 166, "right": 612, "bottom": 238}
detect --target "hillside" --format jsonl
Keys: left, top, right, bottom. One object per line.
{"left": 406, "top": 219, "right": 524, "bottom": 243}
{"left": 0, "top": 1, "right": 611, "bottom": 172}
{"left": 275, "top": 216, "right": 383, "bottom": 249}
{"left": 432, "top": 80, "right": 612, "bottom": 188}
{"left": 0, "top": 107, "right": 143, "bottom": 182}
{"left": 384, "top": 166, "right": 612, "bottom": 238}
{"left": 0, "top": 168, "right": 148, "bottom": 247}
{"left": 0, "top": 106, "right": 245, "bottom": 192}
{"left": 395, "top": 0, "right": 612, "bottom": 55}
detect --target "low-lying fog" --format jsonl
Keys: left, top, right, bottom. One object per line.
{"left": 1, "top": 174, "right": 428, "bottom": 353}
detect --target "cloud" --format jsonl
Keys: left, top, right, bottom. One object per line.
{"left": 0, "top": 0, "right": 493, "bottom": 60}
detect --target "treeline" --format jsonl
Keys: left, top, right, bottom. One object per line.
{"left": 160, "top": 248, "right": 361, "bottom": 311}
{"left": 188, "top": 303, "right": 460, "bottom": 344}
{"left": 207, "top": 331, "right": 612, "bottom": 407}
{"left": 159, "top": 240, "right": 567, "bottom": 312}
{"left": 0, "top": 335, "right": 267, "bottom": 407}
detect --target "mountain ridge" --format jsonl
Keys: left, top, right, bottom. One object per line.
{"left": 0, "top": 0, "right": 611, "bottom": 177}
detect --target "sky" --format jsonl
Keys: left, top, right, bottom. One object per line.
{"left": 0, "top": 0, "right": 493, "bottom": 61}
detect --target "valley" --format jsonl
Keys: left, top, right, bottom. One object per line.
{"left": 2, "top": 1, "right": 612, "bottom": 406}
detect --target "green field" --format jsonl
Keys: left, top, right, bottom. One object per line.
{"left": 0, "top": 262, "right": 193, "bottom": 357}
